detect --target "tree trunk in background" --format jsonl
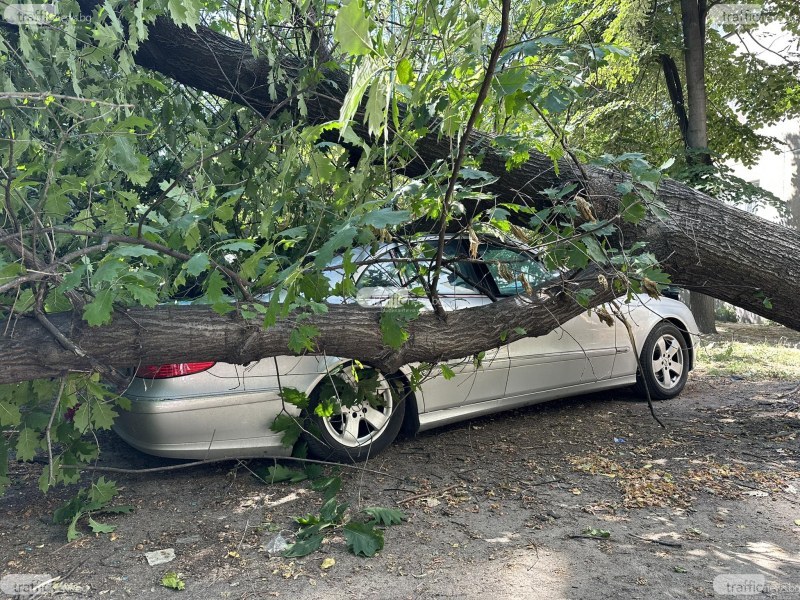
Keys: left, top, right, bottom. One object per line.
{"left": 680, "top": 0, "right": 717, "bottom": 333}
{"left": 786, "top": 133, "right": 800, "bottom": 230}
{"left": 688, "top": 291, "right": 717, "bottom": 333}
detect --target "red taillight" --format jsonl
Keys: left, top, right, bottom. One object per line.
{"left": 135, "top": 362, "right": 216, "bottom": 379}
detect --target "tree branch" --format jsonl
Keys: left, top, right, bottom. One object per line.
{"left": 430, "top": 0, "right": 512, "bottom": 317}
{"left": 0, "top": 267, "right": 619, "bottom": 384}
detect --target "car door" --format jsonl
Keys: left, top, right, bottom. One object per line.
{"left": 400, "top": 238, "right": 510, "bottom": 411}
{"left": 432, "top": 273, "right": 509, "bottom": 408}
{"left": 480, "top": 244, "right": 616, "bottom": 398}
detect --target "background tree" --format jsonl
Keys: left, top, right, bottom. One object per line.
{"left": 540, "top": 0, "right": 800, "bottom": 332}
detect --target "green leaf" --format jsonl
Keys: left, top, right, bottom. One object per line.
{"left": 88, "top": 517, "right": 116, "bottom": 534}
{"left": 66, "top": 512, "right": 82, "bottom": 541}
{"left": 334, "top": 0, "right": 373, "bottom": 56}
{"left": 54, "top": 494, "right": 85, "bottom": 524}
{"left": 314, "top": 396, "right": 338, "bottom": 418}
{"left": 72, "top": 403, "right": 90, "bottom": 432}
{"left": 94, "top": 259, "right": 127, "bottom": 284}
{"left": 89, "top": 477, "right": 118, "bottom": 506}
{"left": 167, "top": 0, "right": 200, "bottom": 30}
{"left": 288, "top": 324, "right": 320, "bottom": 353}
{"left": 295, "top": 514, "right": 320, "bottom": 527}
{"left": 83, "top": 289, "right": 115, "bottom": 326}
{"left": 16, "top": 427, "right": 39, "bottom": 461}
{"left": 312, "top": 476, "right": 343, "bottom": 502}
{"left": 361, "top": 208, "right": 411, "bottom": 228}
{"left": 319, "top": 497, "right": 348, "bottom": 523}
{"left": 440, "top": 364, "right": 455, "bottom": 380}
{"left": 492, "top": 69, "right": 528, "bottom": 96}
{"left": 298, "top": 271, "right": 331, "bottom": 303}
{"left": 279, "top": 388, "right": 309, "bottom": 410}
{"left": 379, "top": 303, "right": 421, "bottom": 349}
{"left": 259, "top": 464, "right": 306, "bottom": 484}
{"left": 217, "top": 240, "right": 256, "bottom": 252}
{"left": 575, "top": 288, "right": 596, "bottom": 308}
{"left": 126, "top": 283, "right": 159, "bottom": 308}
{"left": 582, "top": 527, "right": 611, "bottom": 538}
{"left": 396, "top": 58, "right": 412, "bottom": 84}
{"left": 184, "top": 222, "right": 201, "bottom": 252}
{"left": 338, "top": 58, "right": 380, "bottom": 132}
{"left": 270, "top": 414, "right": 302, "bottom": 448}
{"left": 620, "top": 193, "right": 647, "bottom": 225}
{"left": 344, "top": 522, "right": 384, "bottom": 557}
{"left": 364, "top": 507, "right": 406, "bottom": 526}
{"left": 365, "top": 74, "right": 388, "bottom": 137}
{"left": 314, "top": 226, "right": 358, "bottom": 268}
{"left": 161, "top": 571, "right": 186, "bottom": 591}
{"left": 112, "top": 245, "right": 160, "bottom": 257}
{"left": 0, "top": 401, "right": 22, "bottom": 427}
{"left": 459, "top": 167, "right": 497, "bottom": 182}
{"left": 283, "top": 533, "right": 324, "bottom": 557}
{"left": 204, "top": 270, "right": 228, "bottom": 305}
{"left": 91, "top": 401, "right": 118, "bottom": 430}
{"left": 107, "top": 135, "right": 140, "bottom": 172}
{"left": 583, "top": 237, "right": 606, "bottom": 264}
{"left": 185, "top": 253, "right": 210, "bottom": 277}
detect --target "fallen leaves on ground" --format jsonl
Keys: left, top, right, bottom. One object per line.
{"left": 568, "top": 454, "right": 798, "bottom": 508}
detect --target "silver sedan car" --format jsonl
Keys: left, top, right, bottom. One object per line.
{"left": 114, "top": 237, "right": 698, "bottom": 461}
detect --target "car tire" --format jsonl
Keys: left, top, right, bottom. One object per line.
{"left": 304, "top": 366, "right": 406, "bottom": 462}
{"left": 634, "top": 321, "right": 689, "bottom": 400}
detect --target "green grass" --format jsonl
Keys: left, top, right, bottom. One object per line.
{"left": 695, "top": 341, "right": 800, "bottom": 380}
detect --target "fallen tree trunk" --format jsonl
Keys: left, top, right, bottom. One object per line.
{"left": 0, "top": 271, "right": 615, "bottom": 385}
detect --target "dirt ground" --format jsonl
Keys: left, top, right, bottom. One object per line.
{"left": 2, "top": 340, "right": 800, "bottom": 598}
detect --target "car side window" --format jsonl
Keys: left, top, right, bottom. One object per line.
{"left": 395, "top": 241, "right": 482, "bottom": 296}
{"left": 438, "top": 266, "right": 481, "bottom": 295}
{"left": 481, "top": 246, "right": 555, "bottom": 295}
{"left": 439, "top": 239, "right": 482, "bottom": 295}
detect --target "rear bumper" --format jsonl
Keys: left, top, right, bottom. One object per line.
{"left": 114, "top": 390, "right": 296, "bottom": 459}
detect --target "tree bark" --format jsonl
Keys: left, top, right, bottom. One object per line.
{"left": 0, "top": 271, "right": 616, "bottom": 385}
{"left": 680, "top": 0, "right": 710, "bottom": 155}
{"left": 687, "top": 291, "right": 717, "bottom": 334}
{"left": 679, "top": 0, "right": 717, "bottom": 333}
